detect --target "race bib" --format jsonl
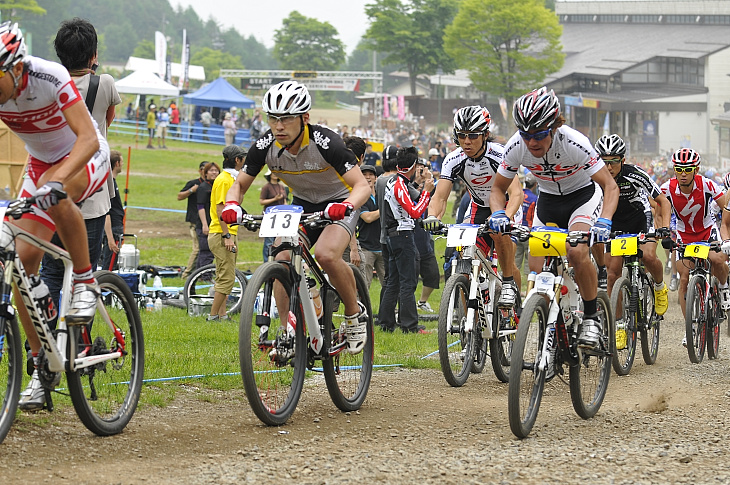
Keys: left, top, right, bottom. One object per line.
{"left": 259, "top": 205, "right": 303, "bottom": 238}
{"left": 446, "top": 224, "right": 479, "bottom": 248}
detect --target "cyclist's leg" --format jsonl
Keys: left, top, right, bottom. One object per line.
{"left": 676, "top": 255, "right": 692, "bottom": 319}
{"left": 641, "top": 242, "right": 664, "bottom": 284}
{"left": 315, "top": 221, "right": 359, "bottom": 316}
{"left": 605, "top": 251, "right": 623, "bottom": 297}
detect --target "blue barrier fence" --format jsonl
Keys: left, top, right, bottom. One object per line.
{"left": 109, "top": 119, "right": 253, "bottom": 147}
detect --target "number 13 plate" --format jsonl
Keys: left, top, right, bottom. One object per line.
{"left": 259, "top": 205, "right": 303, "bottom": 238}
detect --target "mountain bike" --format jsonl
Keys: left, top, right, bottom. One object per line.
{"left": 0, "top": 198, "right": 144, "bottom": 444}
{"left": 237, "top": 205, "right": 374, "bottom": 425}
{"left": 671, "top": 240, "right": 723, "bottom": 363}
{"left": 608, "top": 232, "right": 662, "bottom": 375}
{"left": 433, "top": 222, "right": 521, "bottom": 387}
{"left": 508, "top": 226, "right": 613, "bottom": 439}
{"left": 183, "top": 262, "right": 248, "bottom": 314}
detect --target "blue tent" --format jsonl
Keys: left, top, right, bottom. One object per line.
{"left": 183, "top": 77, "right": 255, "bottom": 109}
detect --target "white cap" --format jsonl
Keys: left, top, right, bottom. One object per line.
{"left": 428, "top": 148, "right": 439, "bottom": 157}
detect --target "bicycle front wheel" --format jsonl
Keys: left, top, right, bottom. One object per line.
{"left": 508, "top": 294, "right": 548, "bottom": 439}
{"left": 67, "top": 271, "right": 145, "bottom": 436}
{"left": 707, "top": 277, "right": 721, "bottom": 360}
{"left": 239, "top": 262, "right": 306, "bottom": 426}
{"left": 685, "top": 275, "right": 706, "bottom": 364}
{"left": 569, "top": 290, "right": 612, "bottom": 419}
{"left": 610, "top": 276, "right": 637, "bottom": 376}
{"left": 183, "top": 263, "right": 248, "bottom": 315}
{"left": 437, "top": 274, "right": 473, "bottom": 387}
{"left": 322, "top": 264, "right": 374, "bottom": 412}
{"left": 639, "top": 272, "right": 660, "bottom": 365}
{"left": 0, "top": 315, "right": 22, "bottom": 444}
{"left": 490, "top": 285, "right": 518, "bottom": 383}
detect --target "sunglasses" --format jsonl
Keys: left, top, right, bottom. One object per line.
{"left": 602, "top": 157, "right": 623, "bottom": 165}
{"left": 674, "top": 167, "right": 696, "bottom": 174}
{"left": 519, "top": 129, "right": 552, "bottom": 141}
{"left": 267, "top": 114, "right": 300, "bottom": 126}
{"left": 455, "top": 132, "right": 482, "bottom": 140}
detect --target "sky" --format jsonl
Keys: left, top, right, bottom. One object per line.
{"left": 169, "top": 0, "right": 371, "bottom": 55}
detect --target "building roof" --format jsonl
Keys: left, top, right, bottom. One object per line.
{"left": 545, "top": 23, "right": 730, "bottom": 84}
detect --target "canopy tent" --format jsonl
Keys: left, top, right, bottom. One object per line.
{"left": 115, "top": 70, "right": 180, "bottom": 96}
{"left": 183, "top": 77, "right": 255, "bottom": 109}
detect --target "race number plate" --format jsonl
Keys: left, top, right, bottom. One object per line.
{"left": 446, "top": 224, "right": 479, "bottom": 248}
{"left": 529, "top": 226, "right": 568, "bottom": 257}
{"left": 259, "top": 205, "right": 303, "bottom": 238}
{"left": 610, "top": 235, "right": 638, "bottom": 256}
{"left": 685, "top": 242, "right": 710, "bottom": 259}
{"left": 0, "top": 200, "right": 8, "bottom": 231}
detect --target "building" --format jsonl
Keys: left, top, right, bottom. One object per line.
{"left": 549, "top": 0, "right": 730, "bottom": 163}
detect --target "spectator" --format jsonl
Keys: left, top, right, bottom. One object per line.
{"left": 363, "top": 143, "right": 381, "bottom": 167}
{"left": 259, "top": 169, "right": 287, "bottom": 262}
{"left": 343, "top": 135, "right": 367, "bottom": 270}
{"left": 413, "top": 161, "right": 439, "bottom": 312}
{"left": 200, "top": 107, "right": 212, "bottom": 141}
{"left": 428, "top": 148, "right": 442, "bottom": 177}
{"left": 125, "top": 102, "right": 133, "bottom": 119}
{"left": 357, "top": 164, "right": 385, "bottom": 289}
{"left": 250, "top": 111, "right": 265, "bottom": 139}
{"left": 178, "top": 162, "right": 206, "bottom": 279}
{"left": 196, "top": 162, "right": 220, "bottom": 268}
{"left": 375, "top": 145, "right": 399, "bottom": 313}
{"left": 101, "top": 151, "right": 125, "bottom": 271}
{"left": 146, "top": 104, "right": 156, "bottom": 148}
{"left": 156, "top": 105, "right": 169, "bottom": 148}
{"left": 169, "top": 102, "right": 179, "bottom": 138}
{"left": 223, "top": 112, "right": 237, "bottom": 146}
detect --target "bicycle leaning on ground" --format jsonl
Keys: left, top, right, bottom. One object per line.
{"left": 182, "top": 262, "right": 248, "bottom": 315}
{"left": 0, "top": 197, "right": 144, "bottom": 444}
{"left": 608, "top": 232, "right": 662, "bottom": 375}
{"left": 666, "top": 240, "right": 723, "bottom": 364}
{"left": 431, "top": 221, "right": 520, "bottom": 386}
{"left": 237, "top": 205, "right": 374, "bottom": 426}
{"left": 508, "top": 226, "right": 613, "bottom": 439}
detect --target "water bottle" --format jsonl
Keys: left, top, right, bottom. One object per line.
{"left": 154, "top": 297, "right": 163, "bottom": 312}
{"left": 146, "top": 298, "right": 154, "bottom": 312}
{"left": 29, "top": 274, "right": 57, "bottom": 322}
{"left": 307, "top": 278, "right": 323, "bottom": 319}
{"left": 153, "top": 275, "right": 163, "bottom": 289}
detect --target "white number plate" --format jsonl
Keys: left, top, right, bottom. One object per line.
{"left": 259, "top": 205, "right": 303, "bottom": 238}
{"left": 535, "top": 272, "right": 555, "bottom": 293}
{"left": 446, "top": 224, "right": 479, "bottom": 247}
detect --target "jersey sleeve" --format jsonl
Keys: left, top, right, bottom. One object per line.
{"left": 564, "top": 130, "right": 604, "bottom": 177}
{"left": 394, "top": 176, "right": 430, "bottom": 219}
{"left": 705, "top": 178, "right": 724, "bottom": 202}
{"left": 311, "top": 125, "right": 358, "bottom": 176}
{"left": 242, "top": 131, "right": 272, "bottom": 177}
{"left": 439, "top": 149, "right": 463, "bottom": 182}
{"left": 628, "top": 165, "right": 661, "bottom": 199}
{"left": 497, "top": 132, "right": 522, "bottom": 179}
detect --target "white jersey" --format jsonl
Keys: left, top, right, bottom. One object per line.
{"left": 0, "top": 56, "right": 87, "bottom": 163}
{"left": 439, "top": 142, "right": 504, "bottom": 208}
{"left": 498, "top": 125, "right": 604, "bottom": 196}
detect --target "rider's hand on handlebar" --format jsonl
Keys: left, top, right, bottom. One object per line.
{"left": 323, "top": 201, "right": 353, "bottom": 221}
{"left": 655, "top": 227, "right": 671, "bottom": 239}
{"left": 722, "top": 239, "right": 730, "bottom": 255}
{"left": 34, "top": 181, "right": 66, "bottom": 211}
{"left": 589, "top": 217, "right": 612, "bottom": 245}
{"left": 488, "top": 210, "right": 511, "bottom": 233}
{"left": 221, "top": 201, "right": 246, "bottom": 225}
{"left": 422, "top": 215, "right": 442, "bottom": 232}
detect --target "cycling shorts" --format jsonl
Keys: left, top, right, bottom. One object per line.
{"left": 292, "top": 197, "right": 358, "bottom": 248}
{"left": 20, "top": 138, "right": 110, "bottom": 231}
{"left": 533, "top": 182, "right": 602, "bottom": 230}
{"left": 613, "top": 210, "right": 652, "bottom": 235}
{"left": 677, "top": 225, "right": 718, "bottom": 246}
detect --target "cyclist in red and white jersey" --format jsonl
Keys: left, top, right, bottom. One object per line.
{"left": 423, "top": 106, "right": 524, "bottom": 307}
{"left": 490, "top": 87, "right": 619, "bottom": 352}
{"left": 0, "top": 23, "right": 108, "bottom": 313}
{"left": 659, "top": 148, "right": 730, "bottom": 318}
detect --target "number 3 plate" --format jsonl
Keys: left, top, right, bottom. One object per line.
{"left": 446, "top": 224, "right": 479, "bottom": 247}
{"left": 259, "top": 205, "right": 303, "bottom": 238}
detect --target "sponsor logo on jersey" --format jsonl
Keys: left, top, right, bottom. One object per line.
{"left": 256, "top": 133, "right": 274, "bottom": 151}
{"left": 313, "top": 130, "right": 330, "bottom": 150}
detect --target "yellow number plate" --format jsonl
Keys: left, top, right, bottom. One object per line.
{"left": 685, "top": 243, "right": 710, "bottom": 259}
{"left": 529, "top": 227, "right": 568, "bottom": 257}
{"left": 610, "top": 235, "right": 638, "bottom": 256}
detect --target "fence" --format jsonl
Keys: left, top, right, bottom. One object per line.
{"left": 109, "top": 119, "right": 252, "bottom": 147}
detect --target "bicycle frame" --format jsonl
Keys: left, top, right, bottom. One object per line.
{"left": 458, "top": 244, "right": 500, "bottom": 337}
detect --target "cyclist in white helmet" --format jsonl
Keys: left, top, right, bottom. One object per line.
{"left": 490, "top": 87, "right": 619, "bottom": 351}
{"left": 222, "top": 80, "right": 370, "bottom": 354}
{"left": 424, "top": 105, "right": 524, "bottom": 307}
{"left": 0, "top": 21, "right": 110, "bottom": 410}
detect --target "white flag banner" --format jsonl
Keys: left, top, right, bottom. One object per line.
{"left": 155, "top": 31, "right": 166, "bottom": 78}
{"left": 178, "top": 29, "right": 187, "bottom": 90}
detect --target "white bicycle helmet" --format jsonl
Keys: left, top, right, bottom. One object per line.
{"left": 452, "top": 106, "right": 491, "bottom": 146}
{"left": 671, "top": 148, "right": 701, "bottom": 169}
{"left": 0, "top": 21, "right": 26, "bottom": 71}
{"left": 262, "top": 81, "right": 311, "bottom": 115}
{"left": 594, "top": 134, "right": 627, "bottom": 158}
{"left": 512, "top": 87, "right": 560, "bottom": 132}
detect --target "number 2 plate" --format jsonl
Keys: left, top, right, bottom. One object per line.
{"left": 610, "top": 235, "right": 638, "bottom": 256}
{"left": 259, "top": 205, "right": 303, "bottom": 238}
{"left": 446, "top": 224, "right": 479, "bottom": 247}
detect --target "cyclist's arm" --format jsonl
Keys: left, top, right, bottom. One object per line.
{"left": 591, "top": 166, "right": 619, "bottom": 220}
{"left": 653, "top": 193, "right": 671, "bottom": 229}
{"left": 489, "top": 173, "right": 512, "bottom": 213}
{"left": 505, "top": 176, "right": 524, "bottom": 220}
{"left": 341, "top": 166, "right": 370, "bottom": 210}
{"left": 427, "top": 177, "right": 453, "bottom": 219}
{"left": 52, "top": 102, "right": 100, "bottom": 185}
{"left": 721, "top": 208, "right": 730, "bottom": 241}
{"left": 105, "top": 104, "right": 115, "bottom": 128}
{"left": 360, "top": 209, "right": 379, "bottom": 223}
{"left": 226, "top": 172, "right": 256, "bottom": 204}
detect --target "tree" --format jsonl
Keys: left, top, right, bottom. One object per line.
{"left": 0, "top": 0, "right": 45, "bottom": 22}
{"left": 190, "top": 46, "right": 243, "bottom": 82}
{"left": 364, "top": 0, "right": 458, "bottom": 96}
{"left": 132, "top": 39, "right": 155, "bottom": 60}
{"left": 273, "top": 11, "right": 345, "bottom": 71}
{"left": 443, "top": 0, "right": 564, "bottom": 106}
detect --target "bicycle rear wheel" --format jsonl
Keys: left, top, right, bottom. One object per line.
{"left": 67, "top": 271, "right": 145, "bottom": 436}
{"left": 685, "top": 275, "right": 706, "bottom": 364}
{"left": 490, "top": 286, "right": 518, "bottom": 383}
{"left": 639, "top": 272, "right": 660, "bottom": 365}
{"left": 437, "top": 274, "right": 473, "bottom": 387}
{"left": 183, "top": 263, "right": 248, "bottom": 315}
{"left": 239, "top": 262, "right": 306, "bottom": 426}
{"left": 0, "top": 315, "right": 22, "bottom": 444}
{"left": 610, "top": 276, "right": 637, "bottom": 376}
{"left": 508, "top": 294, "right": 548, "bottom": 439}
{"left": 322, "top": 264, "right": 374, "bottom": 411}
{"left": 569, "top": 290, "right": 612, "bottom": 419}
{"left": 707, "top": 277, "right": 721, "bottom": 360}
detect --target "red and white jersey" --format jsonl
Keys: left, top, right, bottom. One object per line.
{"left": 383, "top": 172, "right": 430, "bottom": 231}
{"left": 498, "top": 125, "right": 603, "bottom": 196}
{"left": 660, "top": 175, "right": 724, "bottom": 243}
{"left": 0, "top": 56, "right": 86, "bottom": 163}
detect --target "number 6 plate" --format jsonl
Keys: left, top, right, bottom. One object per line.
{"left": 259, "top": 205, "right": 303, "bottom": 238}
{"left": 685, "top": 242, "right": 710, "bottom": 259}
{"left": 446, "top": 224, "right": 479, "bottom": 247}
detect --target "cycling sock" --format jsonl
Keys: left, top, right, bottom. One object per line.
{"left": 583, "top": 298, "right": 597, "bottom": 316}
{"left": 73, "top": 266, "right": 95, "bottom": 284}
{"left": 654, "top": 281, "right": 665, "bottom": 290}
{"left": 503, "top": 276, "right": 514, "bottom": 283}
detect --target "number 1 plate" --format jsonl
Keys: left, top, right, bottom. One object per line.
{"left": 259, "top": 205, "right": 303, "bottom": 238}
{"left": 446, "top": 224, "right": 479, "bottom": 247}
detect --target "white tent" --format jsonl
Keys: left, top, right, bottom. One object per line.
{"left": 124, "top": 56, "right": 206, "bottom": 81}
{"left": 115, "top": 70, "right": 180, "bottom": 96}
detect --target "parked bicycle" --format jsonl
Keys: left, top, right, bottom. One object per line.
{"left": 183, "top": 263, "right": 248, "bottom": 314}
{"left": 508, "top": 226, "right": 613, "bottom": 439}
{"left": 432, "top": 222, "right": 521, "bottom": 386}
{"left": 237, "top": 205, "right": 374, "bottom": 426}
{"left": 609, "top": 232, "right": 662, "bottom": 375}
{"left": 0, "top": 198, "right": 144, "bottom": 444}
